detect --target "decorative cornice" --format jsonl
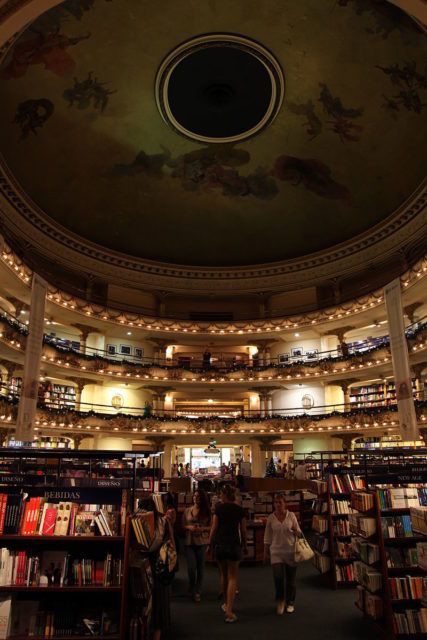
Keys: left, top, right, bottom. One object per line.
{"left": 0, "top": 163, "right": 425, "bottom": 294}
{"left": 1, "top": 238, "right": 426, "bottom": 335}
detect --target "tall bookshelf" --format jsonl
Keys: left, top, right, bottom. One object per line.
{"left": 349, "top": 380, "right": 416, "bottom": 408}
{"left": 0, "top": 448, "right": 154, "bottom": 640}
{"left": 351, "top": 475, "right": 427, "bottom": 637}
{"left": 311, "top": 474, "right": 364, "bottom": 589}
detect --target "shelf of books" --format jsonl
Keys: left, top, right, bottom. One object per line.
{"left": 311, "top": 474, "right": 365, "bottom": 589}
{"left": 0, "top": 448, "right": 156, "bottom": 640}
{"left": 351, "top": 481, "right": 427, "bottom": 638}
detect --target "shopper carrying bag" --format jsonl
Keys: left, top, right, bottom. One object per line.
{"left": 295, "top": 533, "right": 314, "bottom": 563}
{"left": 264, "top": 493, "right": 302, "bottom": 615}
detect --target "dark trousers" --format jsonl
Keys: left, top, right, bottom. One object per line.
{"left": 272, "top": 563, "right": 297, "bottom": 603}
{"left": 185, "top": 544, "right": 206, "bottom": 594}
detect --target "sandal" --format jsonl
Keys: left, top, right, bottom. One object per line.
{"left": 225, "top": 614, "right": 238, "bottom": 623}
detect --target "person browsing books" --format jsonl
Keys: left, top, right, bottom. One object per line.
{"left": 138, "top": 496, "right": 176, "bottom": 640}
{"left": 264, "top": 493, "right": 302, "bottom": 615}
{"left": 182, "top": 490, "right": 211, "bottom": 602}
{"left": 207, "top": 484, "right": 247, "bottom": 624}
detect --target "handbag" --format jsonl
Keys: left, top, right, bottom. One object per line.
{"left": 294, "top": 534, "right": 314, "bottom": 563}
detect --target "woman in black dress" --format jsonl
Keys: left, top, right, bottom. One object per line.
{"left": 207, "top": 485, "right": 247, "bottom": 623}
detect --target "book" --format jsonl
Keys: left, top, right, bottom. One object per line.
{"left": 41, "top": 505, "right": 57, "bottom": 535}
{"left": 0, "top": 596, "right": 11, "bottom": 640}
{"left": 54, "top": 502, "right": 71, "bottom": 536}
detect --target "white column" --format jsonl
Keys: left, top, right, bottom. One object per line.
{"left": 264, "top": 350, "right": 271, "bottom": 366}
{"left": 163, "top": 441, "right": 173, "bottom": 478}
{"left": 157, "top": 393, "right": 166, "bottom": 417}
{"left": 250, "top": 440, "right": 264, "bottom": 477}
{"left": 259, "top": 394, "right": 266, "bottom": 418}
{"left": 385, "top": 278, "right": 419, "bottom": 440}
{"left": 266, "top": 395, "right": 273, "bottom": 416}
{"left": 16, "top": 274, "right": 47, "bottom": 441}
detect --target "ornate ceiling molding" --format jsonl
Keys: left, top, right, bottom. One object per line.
{"left": 0, "top": 162, "right": 425, "bottom": 294}
{"left": 0, "top": 0, "right": 426, "bottom": 297}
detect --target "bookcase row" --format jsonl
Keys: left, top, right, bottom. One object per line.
{"left": 349, "top": 483, "right": 427, "bottom": 640}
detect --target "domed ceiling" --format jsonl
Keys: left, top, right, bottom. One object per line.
{"left": 0, "top": 0, "right": 426, "bottom": 267}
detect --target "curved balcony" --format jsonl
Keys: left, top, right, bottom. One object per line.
{"left": 0, "top": 308, "right": 426, "bottom": 386}
{"left": 0, "top": 387, "right": 425, "bottom": 440}
{"left": 0, "top": 241, "right": 426, "bottom": 332}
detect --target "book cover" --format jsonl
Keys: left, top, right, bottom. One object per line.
{"left": 0, "top": 597, "right": 12, "bottom": 640}
{"left": 74, "top": 513, "right": 96, "bottom": 536}
{"left": 41, "top": 506, "right": 57, "bottom": 536}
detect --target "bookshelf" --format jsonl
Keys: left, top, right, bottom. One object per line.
{"left": 0, "top": 448, "right": 155, "bottom": 640}
{"left": 351, "top": 482, "right": 427, "bottom": 638}
{"left": 349, "top": 380, "right": 416, "bottom": 409}
{"left": 311, "top": 474, "right": 364, "bottom": 589}
{"left": 43, "top": 383, "right": 76, "bottom": 410}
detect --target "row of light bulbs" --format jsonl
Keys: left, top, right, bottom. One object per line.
{"left": 3, "top": 416, "right": 419, "bottom": 435}
{"left": 2, "top": 327, "right": 426, "bottom": 384}
{"left": 1, "top": 246, "right": 426, "bottom": 337}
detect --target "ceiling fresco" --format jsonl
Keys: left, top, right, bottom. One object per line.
{"left": 0, "top": 0, "right": 426, "bottom": 267}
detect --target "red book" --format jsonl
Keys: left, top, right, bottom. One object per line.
{"left": 21, "top": 498, "right": 35, "bottom": 535}
{"left": 42, "top": 507, "right": 57, "bottom": 536}
{"left": 0, "top": 494, "right": 7, "bottom": 535}
{"left": 29, "top": 498, "right": 41, "bottom": 535}
{"left": 16, "top": 551, "right": 26, "bottom": 585}
{"left": 69, "top": 505, "right": 78, "bottom": 536}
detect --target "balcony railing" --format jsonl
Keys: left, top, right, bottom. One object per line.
{"left": 0, "top": 383, "right": 425, "bottom": 421}
{"left": 0, "top": 304, "right": 425, "bottom": 373}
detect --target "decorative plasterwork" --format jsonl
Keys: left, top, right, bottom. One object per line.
{"left": 0, "top": 162, "right": 425, "bottom": 294}
{"left": 0, "top": 0, "right": 426, "bottom": 301}
{"left": 1, "top": 238, "right": 426, "bottom": 335}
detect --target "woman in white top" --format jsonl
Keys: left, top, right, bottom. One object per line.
{"left": 264, "top": 493, "right": 302, "bottom": 615}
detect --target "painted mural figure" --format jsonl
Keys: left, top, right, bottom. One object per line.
{"left": 63, "top": 72, "right": 116, "bottom": 111}
{"left": 2, "top": 28, "right": 90, "bottom": 79}
{"left": 287, "top": 100, "right": 322, "bottom": 139}
{"left": 13, "top": 99, "right": 54, "bottom": 139}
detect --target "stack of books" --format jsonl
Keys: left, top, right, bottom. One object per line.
{"left": 385, "top": 546, "right": 418, "bottom": 568}
{"left": 312, "top": 536, "right": 328, "bottom": 554}
{"left": 312, "top": 551, "right": 330, "bottom": 574}
{"left": 378, "top": 488, "right": 420, "bottom": 510}
{"left": 313, "top": 499, "right": 327, "bottom": 515}
{"left": 329, "top": 475, "right": 365, "bottom": 494}
{"left": 0, "top": 549, "right": 122, "bottom": 587}
{"left": 335, "top": 563, "right": 355, "bottom": 582}
{"left": 312, "top": 515, "right": 328, "bottom": 533}
{"left": 410, "top": 506, "right": 427, "bottom": 535}
{"left": 11, "top": 497, "right": 122, "bottom": 537}
{"left": 349, "top": 514, "right": 376, "bottom": 537}
{"left": 351, "top": 492, "right": 374, "bottom": 512}
{"left": 330, "top": 500, "right": 353, "bottom": 515}
{"left": 352, "top": 538, "right": 380, "bottom": 565}
{"left": 333, "top": 519, "right": 350, "bottom": 536}
{"left": 416, "top": 541, "right": 427, "bottom": 570}
{"left": 393, "top": 609, "right": 427, "bottom": 634}
{"left": 311, "top": 480, "right": 327, "bottom": 495}
{"left": 131, "top": 511, "right": 155, "bottom": 548}
{"left": 354, "top": 561, "right": 382, "bottom": 592}
{"left": 381, "top": 515, "right": 413, "bottom": 538}
{"left": 388, "top": 576, "right": 425, "bottom": 600}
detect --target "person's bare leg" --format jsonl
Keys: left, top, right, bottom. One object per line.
{"left": 225, "top": 561, "right": 238, "bottom": 619}
{"left": 218, "top": 560, "right": 228, "bottom": 607}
